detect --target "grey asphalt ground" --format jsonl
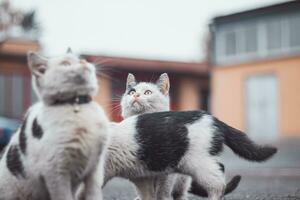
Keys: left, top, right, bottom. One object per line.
{"left": 103, "top": 139, "right": 300, "bottom": 200}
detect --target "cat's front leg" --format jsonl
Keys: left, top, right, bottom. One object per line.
{"left": 133, "top": 177, "right": 156, "bottom": 200}
{"left": 81, "top": 163, "right": 104, "bottom": 200}
{"left": 82, "top": 175, "right": 103, "bottom": 200}
{"left": 155, "top": 174, "right": 176, "bottom": 200}
{"left": 44, "top": 174, "right": 74, "bottom": 200}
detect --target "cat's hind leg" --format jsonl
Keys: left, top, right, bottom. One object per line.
{"left": 155, "top": 174, "right": 176, "bottom": 200}
{"left": 171, "top": 174, "right": 191, "bottom": 200}
{"left": 181, "top": 159, "right": 225, "bottom": 200}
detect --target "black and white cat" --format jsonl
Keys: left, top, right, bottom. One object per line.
{"left": 120, "top": 73, "right": 240, "bottom": 200}
{"left": 101, "top": 75, "right": 277, "bottom": 200}
{"left": 0, "top": 51, "right": 109, "bottom": 200}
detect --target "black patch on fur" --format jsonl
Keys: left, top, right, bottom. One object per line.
{"left": 32, "top": 118, "right": 44, "bottom": 139}
{"left": 19, "top": 116, "right": 28, "bottom": 155}
{"left": 189, "top": 180, "right": 208, "bottom": 197}
{"left": 189, "top": 175, "right": 242, "bottom": 197}
{"left": 224, "top": 175, "right": 241, "bottom": 194}
{"left": 209, "top": 128, "right": 224, "bottom": 156}
{"left": 6, "top": 145, "right": 26, "bottom": 178}
{"left": 218, "top": 162, "right": 225, "bottom": 173}
{"left": 135, "top": 111, "right": 205, "bottom": 171}
{"left": 213, "top": 118, "right": 277, "bottom": 162}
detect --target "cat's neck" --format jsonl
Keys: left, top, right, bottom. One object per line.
{"left": 41, "top": 93, "right": 93, "bottom": 106}
{"left": 51, "top": 95, "right": 92, "bottom": 106}
{"left": 124, "top": 107, "right": 169, "bottom": 119}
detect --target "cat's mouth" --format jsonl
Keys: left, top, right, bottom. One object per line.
{"left": 132, "top": 100, "right": 145, "bottom": 110}
{"left": 132, "top": 100, "right": 141, "bottom": 106}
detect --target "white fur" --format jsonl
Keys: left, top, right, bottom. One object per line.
{"left": 0, "top": 52, "right": 109, "bottom": 200}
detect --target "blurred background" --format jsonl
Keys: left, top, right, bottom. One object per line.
{"left": 0, "top": 0, "right": 299, "bottom": 199}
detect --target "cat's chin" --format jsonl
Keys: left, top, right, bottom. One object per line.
{"left": 132, "top": 101, "right": 141, "bottom": 106}
{"left": 131, "top": 101, "right": 145, "bottom": 111}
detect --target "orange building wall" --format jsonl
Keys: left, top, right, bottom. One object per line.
{"left": 212, "top": 56, "right": 300, "bottom": 137}
{"left": 178, "top": 78, "right": 200, "bottom": 111}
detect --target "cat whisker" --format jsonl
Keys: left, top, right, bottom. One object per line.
{"left": 96, "top": 72, "right": 114, "bottom": 81}
{"left": 149, "top": 73, "right": 155, "bottom": 83}
{"left": 92, "top": 57, "right": 115, "bottom": 66}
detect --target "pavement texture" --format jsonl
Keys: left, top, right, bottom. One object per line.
{"left": 103, "top": 139, "right": 300, "bottom": 200}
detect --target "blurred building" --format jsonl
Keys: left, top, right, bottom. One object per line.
{"left": 0, "top": 1, "right": 40, "bottom": 148}
{"left": 0, "top": 0, "right": 40, "bottom": 119}
{"left": 0, "top": 39, "right": 39, "bottom": 119}
{"left": 210, "top": 0, "right": 300, "bottom": 140}
{"left": 85, "top": 55, "right": 210, "bottom": 121}
{"left": 0, "top": 39, "right": 40, "bottom": 151}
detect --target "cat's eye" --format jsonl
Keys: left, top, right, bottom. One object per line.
{"left": 38, "top": 67, "right": 46, "bottom": 74}
{"left": 144, "top": 90, "right": 152, "bottom": 95}
{"left": 60, "top": 60, "right": 71, "bottom": 66}
{"left": 128, "top": 89, "right": 136, "bottom": 95}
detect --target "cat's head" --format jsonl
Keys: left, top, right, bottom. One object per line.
{"left": 121, "top": 73, "right": 170, "bottom": 118}
{"left": 27, "top": 49, "right": 98, "bottom": 105}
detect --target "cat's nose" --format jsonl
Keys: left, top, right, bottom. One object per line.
{"left": 80, "top": 59, "right": 87, "bottom": 65}
{"left": 134, "top": 93, "right": 140, "bottom": 98}
{"left": 80, "top": 59, "right": 89, "bottom": 69}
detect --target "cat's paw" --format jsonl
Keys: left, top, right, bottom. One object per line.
{"left": 134, "top": 197, "right": 141, "bottom": 200}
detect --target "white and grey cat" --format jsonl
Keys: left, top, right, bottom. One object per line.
{"left": 121, "top": 73, "right": 177, "bottom": 199}
{"left": 119, "top": 73, "right": 241, "bottom": 200}
{"left": 101, "top": 98, "right": 277, "bottom": 200}
{"left": 0, "top": 50, "right": 109, "bottom": 200}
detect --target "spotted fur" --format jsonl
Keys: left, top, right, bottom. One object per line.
{"left": 19, "top": 116, "right": 28, "bottom": 154}
{"left": 6, "top": 145, "right": 25, "bottom": 178}
{"left": 32, "top": 118, "right": 43, "bottom": 139}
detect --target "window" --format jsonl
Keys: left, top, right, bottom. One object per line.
{"left": 244, "top": 25, "right": 258, "bottom": 53}
{"left": 216, "top": 12, "right": 300, "bottom": 65}
{"left": 11, "top": 75, "right": 23, "bottom": 118}
{"left": 0, "top": 74, "right": 32, "bottom": 119}
{"left": 266, "top": 20, "right": 282, "bottom": 50}
{"left": 224, "top": 31, "right": 237, "bottom": 55}
{"left": 289, "top": 15, "right": 300, "bottom": 48}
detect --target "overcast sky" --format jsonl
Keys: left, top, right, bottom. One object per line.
{"left": 13, "top": 0, "right": 288, "bottom": 62}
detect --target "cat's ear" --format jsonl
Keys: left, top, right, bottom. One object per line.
{"left": 66, "top": 47, "right": 73, "bottom": 54}
{"left": 27, "top": 51, "right": 48, "bottom": 77}
{"left": 157, "top": 73, "right": 170, "bottom": 95}
{"left": 126, "top": 73, "right": 137, "bottom": 89}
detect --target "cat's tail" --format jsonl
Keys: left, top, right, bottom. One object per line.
{"left": 215, "top": 119, "right": 277, "bottom": 162}
{"left": 189, "top": 175, "right": 241, "bottom": 197}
